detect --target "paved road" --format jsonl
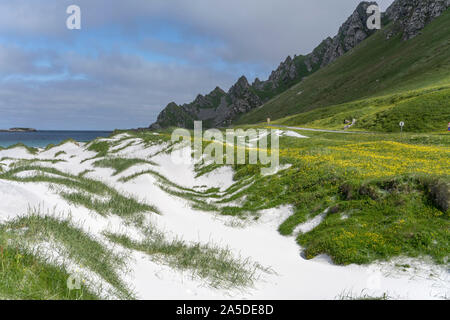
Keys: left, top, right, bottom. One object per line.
{"left": 270, "top": 124, "right": 370, "bottom": 134}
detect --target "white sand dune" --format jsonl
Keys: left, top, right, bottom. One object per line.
{"left": 0, "top": 136, "right": 448, "bottom": 300}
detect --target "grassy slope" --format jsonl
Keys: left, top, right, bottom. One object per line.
{"left": 274, "top": 86, "right": 450, "bottom": 132}
{"left": 126, "top": 130, "right": 449, "bottom": 266}
{"left": 236, "top": 10, "right": 450, "bottom": 131}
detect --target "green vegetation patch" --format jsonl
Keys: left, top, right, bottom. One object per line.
{"left": 297, "top": 176, "right": 449, "bottom": 265}
{"left": 0, "top": 165, "right": 158, "bottom": 217}
{"left": 54, "top": 151, "right": 67, "bottom": 158}
{"left": 93, "top": 157, "right": 156, "bottom": 176}
{"left": 105, "top": 226, "right": 266, "bottom": 289}
{"left": 0, "top": 239, "right": 98, "bottom": 300}
{"left": 0, "top": 209, "right": 136, "bottom": 299}
{"left": 0, "top": 143, "right": 39, "bottom": 155}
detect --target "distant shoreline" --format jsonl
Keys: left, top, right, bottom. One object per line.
{"left": 0, "top": 128, "right": 37, "bottom": 133}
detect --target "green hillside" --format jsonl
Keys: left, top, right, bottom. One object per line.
{"left": 236, "top": 9, "right": 450, "bottom": 131}
{"left": 274, "top": 86, "right": 450, "bottom": 132}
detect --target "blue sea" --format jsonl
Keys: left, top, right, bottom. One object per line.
{"left": 0, "top": 131, "right": 112, "bottom": 148}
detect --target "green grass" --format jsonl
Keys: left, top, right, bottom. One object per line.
{"left": 11, "top": 158, "right": 67, "bottom": 167}
{"left": 104, "top": 225, "right": 266, "bottom": 289}
{"left": 236, "top": 10, "right": 450, "bottom": 130}
{"left": 54, "top": 151, "right": 67, "bottom": 157}
{"left": 297, "top": 176, "right": 449, "bottom": 265}
{"left": 93, "top": 157, "right": 156, "bottom": 176}
{"left": 1, "top": 212, "right": 133, "bottom": 299}
{"left": 80, "top": 140, "right": 111, "bottom": 163}
{"left": 0, "top": 165, "right": 158, "bottom": 217}
{"left": 273, "top": 86, "right": 450, "bottom": 133}
{"left": 0, "top": 241, "right": 98, "bottom": 300}
{"left": 0, "top": 143, "right": 38, "bottom": 155}
{"left": 87, "top": 140, "right": 110, "bottom": 156}
{"left": 337, "top": 290, "right": 390, "bottom": 300}
{"left": 0, "top": 206, "right": 137, "bottom": 300}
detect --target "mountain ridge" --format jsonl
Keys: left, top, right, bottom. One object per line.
{"left": 150, "top": 0, "right": 449, "bottom": 130}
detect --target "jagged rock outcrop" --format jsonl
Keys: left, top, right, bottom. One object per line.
{"left": 149, "top": 0, "right": 449, "bottom": 129}
{"left": 385, "top": 0, "right": 450, "bottom": 40}
{"left": 305, "top": 1, "right": 377, "bottom": 69}
{"left": 265, "top": 56, "right": 300, "bottom": 89}
{"left": 150, "top": 102, "right": 195, "bottom": 130}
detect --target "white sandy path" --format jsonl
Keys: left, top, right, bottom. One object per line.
{"left": 150, "top": 151, "right": 235, "bottom": 190}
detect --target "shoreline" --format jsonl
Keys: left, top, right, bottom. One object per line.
{"left": 0, "top": 128, "right": 37, "bottom": 133}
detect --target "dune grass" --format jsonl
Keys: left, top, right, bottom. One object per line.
{"left": 0, "top": 143, "right": 39, "bottom": 155}
{"left": 104, "top": 225, "right": 266, "bottom": 289}
{"left": 87, "top": 140, "right": 110, "bottom": 157}
{"left": 54, "top": 151, "right": 67, "bottom": 158}
{"left": 1, "top": 211, "right": 133, "bottom": 299}
{"left": 93, "top": 157, "right": 156, "bottom": 176}
{"left": 0, "top": 165, "right": 158, "bottom": 217}
{"left": 0, "top": 240, "right": 98, "bottom": 300}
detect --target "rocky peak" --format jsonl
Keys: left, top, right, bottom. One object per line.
{"left": 228, "top": 76, "right": 251, "bottom": 96}
{"left": 304, "top": 2, "right": 377, "bottom": 72}
{"left": 193, "top": 94, "right": 204, "bottom": 104}
{"left": 165, "top": 102, "right": 179, "bottom": 110}
{"left": 252, "top": 77, "right": 265, "bottom": 91}
{"left": 228, "top": 75, "right": 261, "bottom": 108}
{"left": 236, "top": 75, "right": 250, "bottom": 87}
{"left": 319, "top": 1, "right": 378, "bottom": 67}
{"left": 386, "top": 0, "right": 450, "bottom": 40}
{"left": 338, "top": 1, "right": 377, "bottom": 51}
{"left": 211, "top": 86, "right": 225, "bottom": 95}
{"left": 266, "top": 55, "right": 299, "bottom": 88}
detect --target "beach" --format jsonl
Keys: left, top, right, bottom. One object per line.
{"left": 0, "top": 132, "right": 448, "bottom": 300}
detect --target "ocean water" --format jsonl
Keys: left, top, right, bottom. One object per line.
{"left": 0, "top": 131, "right": 112, "bottom": 148}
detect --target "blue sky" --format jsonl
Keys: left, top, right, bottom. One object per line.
{"left": 0, "top": 0, "right": 394, "bottom": 130}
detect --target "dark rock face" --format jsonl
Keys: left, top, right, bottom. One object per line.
{"left": 385, "top": 0, "right": 450, "bottom": 40}
{"left": 310, "top": 1, "right": 378, "bottom": 68}
{"left": 266, "top": 56, "right": 300, "bottom": 89}
{"left": 149, "top": 0, "right": 449, "bottom": 129}
{"left": 149, "top": 102, "right": 194, "bottom": 130}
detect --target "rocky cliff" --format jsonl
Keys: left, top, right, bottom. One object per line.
{"left": 385, "top": 0, "right": 450, "bottom": 40}
{"left": 149, "top": 0, "right": 449, "bottom": 129}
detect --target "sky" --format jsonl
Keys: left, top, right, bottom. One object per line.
{"left": 0, "top": 0, "right": 394, "bottom": 130}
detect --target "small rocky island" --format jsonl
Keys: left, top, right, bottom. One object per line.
{"left": 0, "top": 128, "right": 37, "bottom": 132}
